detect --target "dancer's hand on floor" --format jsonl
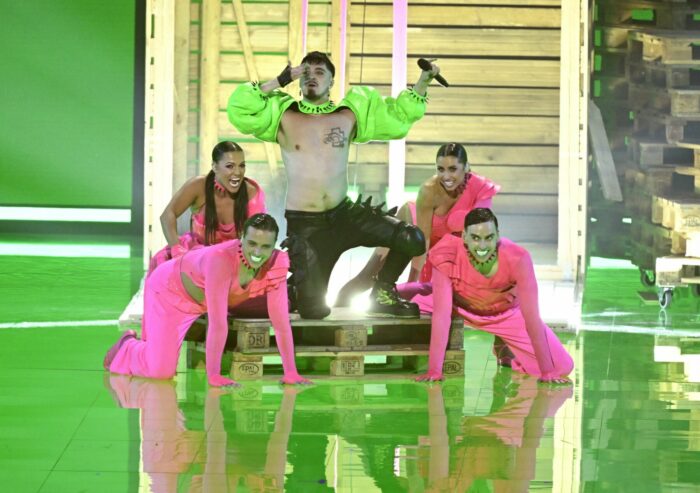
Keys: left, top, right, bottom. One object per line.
{"left": 208, "top": 375, "right": 240, "bottom": 388}
{"left": 538, "top": 373, "right": 572, "bottom": 386}
{"left": 415, "top": 371, "right": 444, "bottom": 383}
{"left": 280, "top": 373, "right": 313, "bottom": 385}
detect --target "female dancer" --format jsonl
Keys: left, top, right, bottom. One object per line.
{"left": 105, "top": 214, "right": 311, "bottom": 387}
{"left": 335, "top": 143, "right": 499, "bottom": 304}
{"left": 149, "top": 140, "right": 266, "bottom": 272}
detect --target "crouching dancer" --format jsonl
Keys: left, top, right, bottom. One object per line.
{"left": 400, "top": 208, "right": 573, "bottom": 384}
{"left": 104, "top": 214, "right": 311, "bottom": 387}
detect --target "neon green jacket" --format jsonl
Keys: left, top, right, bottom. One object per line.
{"left": 227, "top": 82, "right": 427, "bottom": 144}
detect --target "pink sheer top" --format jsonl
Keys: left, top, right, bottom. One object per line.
{"left": 409, "top": 172, "right": 500, "bottom": 281}
{"left": 178, "top": 239, "right": 297, "bottom": 380}
{"left": 428, "top": 234, "right": 555, "bottom": 375}
{"left": 190, "top": 178, "right": 266, "bottom": 245}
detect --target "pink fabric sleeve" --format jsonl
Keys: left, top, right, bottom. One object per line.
{"left": 247, "top": 181, "right": 267, "bottom": 216}
{"left": 266, "top": 280, "right": 302, "bottom": 379}
{"left": 427, "top": 268, "right": 455, "bottom": 376}
{"left": 513, "top": 252, "right": 557, "bottom": 376}
{"left": 473, "top": 196, "right": 493, "bottom": 209}
{"left": 202, "top": 252, "right": 235, "bottom": 381}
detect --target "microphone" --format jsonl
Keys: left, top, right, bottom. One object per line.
{"left": 417, "top": 58, "right": 449, "bottom": 87}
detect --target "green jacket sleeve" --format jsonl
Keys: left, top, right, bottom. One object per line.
{"left": 227, "top": 82, "right": 296, "bottom": 143}
{"left": 339, "top": 86, "right": 427, "bottom": 143}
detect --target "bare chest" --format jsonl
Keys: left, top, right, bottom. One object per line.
{"left": 280, "top": 110, "right": 355, "bottom": 151}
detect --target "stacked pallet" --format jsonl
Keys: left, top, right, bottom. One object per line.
{"left": 591, "top": 0, "right": 700, "bottom": 289}
{"left": 591, "top": 1, "right": 698, "bottom": 267}
{"left": 625, "top": 27, "right": 700, "bottom": 300}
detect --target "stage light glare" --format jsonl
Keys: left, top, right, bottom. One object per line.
{"left": 350, "top": 294, "right": 370, "bottom": 313}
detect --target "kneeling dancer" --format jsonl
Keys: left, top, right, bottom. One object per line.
{"left": 104, "top": 214, "right": 311, "bottom": 387}
{"left": 400, "top": 208, "right": 574, "bottom": 383}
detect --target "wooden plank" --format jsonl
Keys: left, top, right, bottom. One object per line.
{"left": 347, "top": 57, "right": 561, "bottom": 87}
{"left": 589, "top": 100, "right": 623, "bottom": 201}
{"left": 190, "top": 2, "right": 330, "bottom": 23}
{"left": 409, "top": 115, "right": 560, "bottom": 144}
{"left": 349, "top": 27, "right": 562, "bottom": 57}
{"left": 217, "top": 24, "right": 329, "bottom": 52}
{"left": 349, "top": 4, "right": 562, "bottom": 28}
{"left": 199, "top": 0, "right": 221, "bottom": 173}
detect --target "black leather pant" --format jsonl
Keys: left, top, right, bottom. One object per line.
{"left": 284, "top": 197, "right": 425, "bottom": 319}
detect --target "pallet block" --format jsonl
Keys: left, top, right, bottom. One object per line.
{"left": 628, "top": 30, "right": 700, "bottom": 66}
{"left": 656, "top": 255, "right": 700, "bottom": 287}
{"left": 627, "top": 60, "right": 700, "bottom": 89}
{"left": 629, "top": 138, "right": 695, "bottom": 167}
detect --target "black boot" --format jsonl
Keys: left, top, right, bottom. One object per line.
{"left": 368, "top": 280, "right": 420, "bottom": 318}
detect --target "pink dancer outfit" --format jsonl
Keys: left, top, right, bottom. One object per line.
{"left": 408, "top": 172, "right": 499, "bottom": 282}
{"left": 148, "top": 178, "right": 266, "bottom": 273}
{"left": 399, "top": 235, "right": 573, "bottom": 379}
{"left": 109, "top": 239, "right": 303, "bottom": 386}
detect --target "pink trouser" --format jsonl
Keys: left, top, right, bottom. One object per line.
{"left": 110, "top": 259, "right": 269, "bottom": 379}
{"left": 399, "top": 282, "right": 574, "bottom": 377}
{"left": 110, "top": 259, "right": 205, "bottom": 379}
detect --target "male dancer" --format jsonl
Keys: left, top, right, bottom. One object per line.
{"left": 400, "top": 208, "right": 574, "bottom": 383}
{"left": 228, "top": 51, "right": 440, "bottom": 319}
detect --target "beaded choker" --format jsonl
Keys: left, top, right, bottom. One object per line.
{"left": 213, "top": 178, "right": 240, "bottom": 198}
{"left": 298, "top": 99, "right": 336, "bottom": 114}
{"left": 466, "top": 246, "right": 498, "bottom": 275}
{"left": 454, "top": 173, "right": 470, "bottom": 195}
{"left": 237, "top": 243, "right": 257, "bottom": 272}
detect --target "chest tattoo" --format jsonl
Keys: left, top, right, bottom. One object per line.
{"left": 323, "top": 127, "right": 347, "bottom": 148}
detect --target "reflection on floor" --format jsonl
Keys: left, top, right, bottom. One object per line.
{"left": 1, "top": 245, "right": 699, "bottom": 492}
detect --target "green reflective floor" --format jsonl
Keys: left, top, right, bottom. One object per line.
{"left": 1, "top": 246, "right": 699, "bottom": 492}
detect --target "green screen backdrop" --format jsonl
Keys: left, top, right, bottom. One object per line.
{"left": 0, "top": 1, "right": 135, "bottom": 208}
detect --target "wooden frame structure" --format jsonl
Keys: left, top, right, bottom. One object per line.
{"left": 142, "top": 0, "right": 590, "bottom": 287}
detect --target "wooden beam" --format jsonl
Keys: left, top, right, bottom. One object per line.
{"left": 330, "top": 0, "right": 348, "bottom": 100}
{"left": 173, "top": 0, "right": 190, "bottom": 189}
{"left": 231, "top": 0, "right": 277, "bottom": 176}
{"left": 199, "top": 0, "right": 221, "bottom": 174}
{"left": 287, "top": 0, "right": 306, "bottom": 98}
{"left": 143, "top": 0, "right": 175, "bottom": 267}
{"left": 557, "top": 0, "right": 589, "bottom": 280}
{"left": 588, "top": 100, "right": 623, "bottom": 202}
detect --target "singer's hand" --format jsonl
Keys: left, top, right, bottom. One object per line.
{"left": 421, "top": 58, "right": 440, "bottom": 79}
{"left": 414, "top": 58, "right": 441, "bottom": 96}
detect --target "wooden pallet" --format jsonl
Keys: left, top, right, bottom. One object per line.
{"left": 631, "top": 216, "right": 686, "bottom": 254}
{"left": 628, "top": 137, "right": 695, "bottom": 166}
{"left": 633, "top": 111, "right": 700, "bottom": 143}
{"left": 651, "top": 194, "right": 700, "bottom": 233}
{"left": 627, "top": 60, "right": 700, "bottom": 89}
{"left": 187, "top": 309, "right": 466, "bottom": 380}
{"left": 628, "top": 30, "right": 700, "bottom": 65}
{"left": 656, "top": 255, "right": 700, "bottom": 286}
{"left": 629, "top": 84, "right": 700, "bottom": 117}
{"left": 598, "top": 1, "right": 700, "bottom": 30}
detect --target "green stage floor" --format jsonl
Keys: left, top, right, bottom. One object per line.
{"left": 0, "top": 241, "right": 699, "bottom": 492}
